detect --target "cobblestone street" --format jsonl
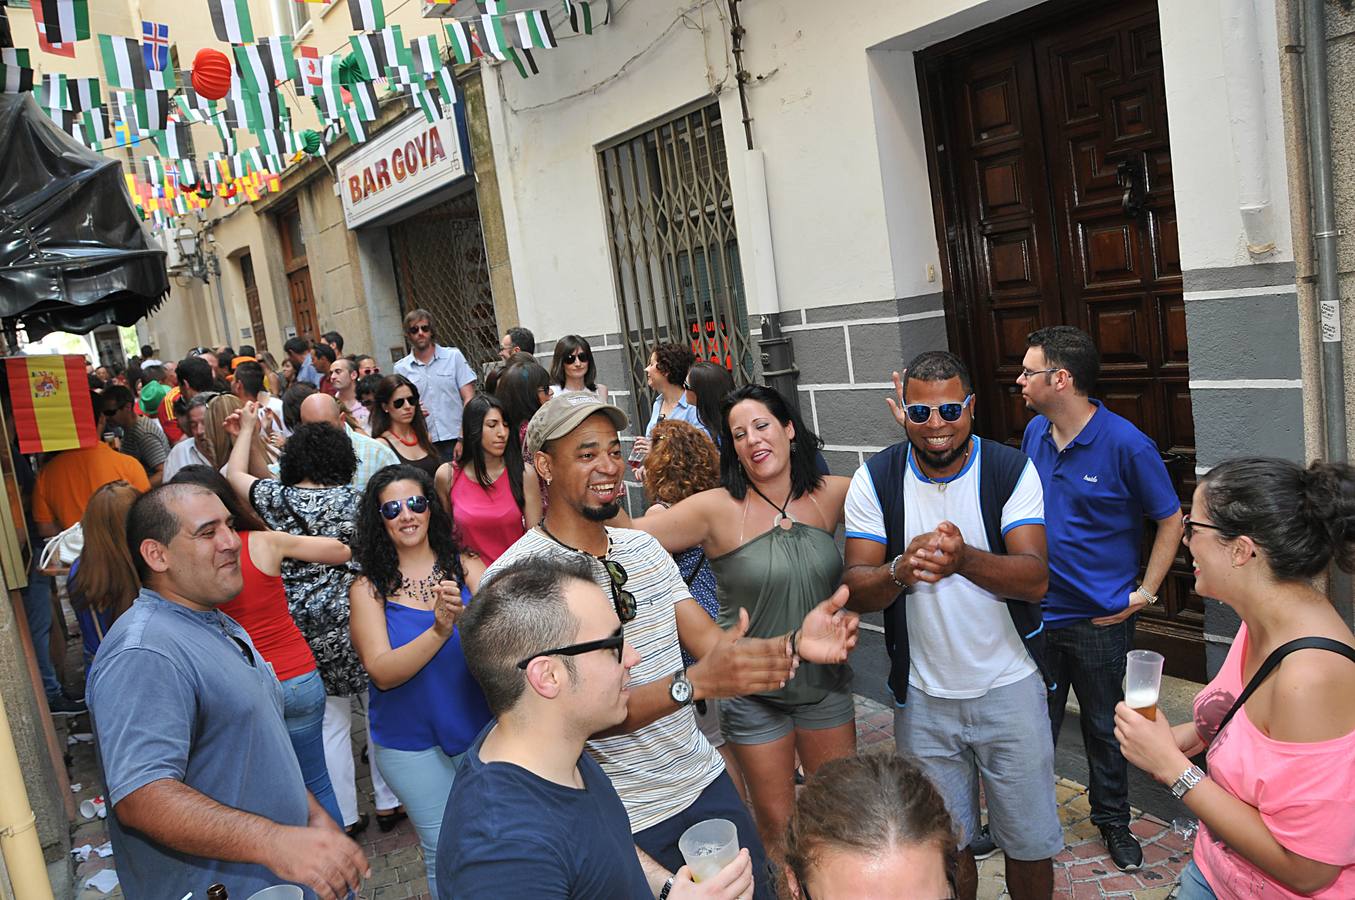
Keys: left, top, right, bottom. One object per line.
{"left": 67, "top": 692, "right": 1194, "bottom": 899}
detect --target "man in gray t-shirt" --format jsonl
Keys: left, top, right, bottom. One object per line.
{"left": 88, "top": 483, "right": 369, "bottom": 900}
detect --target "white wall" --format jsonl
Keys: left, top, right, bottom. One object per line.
{"left": 463, "top": 0, "right": 1298, "bottom": 340}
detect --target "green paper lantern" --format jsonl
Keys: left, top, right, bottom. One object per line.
{"left": 338, "top": 53, "right": 364, "bottom": 86}
{"left": 300, "top": 130, "right": 323, "bottom": 156}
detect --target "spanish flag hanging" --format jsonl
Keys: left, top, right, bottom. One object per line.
{"left": 4, "top": 356, "right": 98, "bottom": 454}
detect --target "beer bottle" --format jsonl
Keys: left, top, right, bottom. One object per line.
{"left": 207, "top": 885, "right": 229, "bottom": 900}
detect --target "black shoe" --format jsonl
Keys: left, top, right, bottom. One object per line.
{"left": 1100, "top": 824, "right": 1142, "bottom": 870}
{"left": 967, "top": 824, "right": 998, "bottom": 860}
{"left": 48, "top": 693, "right": 87, "bottom": 718}
{"left": 377, "top": 808, "right": 408, "bottom": 832}
{"left": 344, "top": 813, "right": 370, "bottom": 839}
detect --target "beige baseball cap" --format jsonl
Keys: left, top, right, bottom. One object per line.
{"left": 525, "top": 393, "right": 630, "bottom": 457}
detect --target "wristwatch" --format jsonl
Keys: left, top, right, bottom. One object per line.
{"left": 1135, "top": 585, "right": 1159, "bottom": 606}
{"left": 670, "top": 670, "right": 694, "bottom": 707}
{"left": 659, "top": 875, "right": 676, "bottom": 899}
{"left": 1170, "top": 764, "right": 1205, "bottom": 799}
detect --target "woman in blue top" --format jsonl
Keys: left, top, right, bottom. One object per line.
{"left": 349, "top": 464, "right": 491, "bottom": 892}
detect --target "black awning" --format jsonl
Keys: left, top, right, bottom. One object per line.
{"left": 0, "top": 92, "right": 168, "bottom": 337}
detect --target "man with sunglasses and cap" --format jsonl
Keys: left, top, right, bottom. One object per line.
{"left": 394, "top": 309, "right": 477, "bottom": 463}
{"left": 439, "top": 555, "right": 755, "bottom": 898}
{"left": 842, "top": 350, "right": 1061, "bottom": 900}
{"left": 1018, "top": 326, "right": 1182, "bottom": 871}
{"left": 479, "top": 393, "right": 857, "bottom": 899}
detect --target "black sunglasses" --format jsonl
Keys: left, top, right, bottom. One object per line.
{"left": 517, "top": 626, "right": 625, "bottom": 669}
{"left": 1182, "top": 515, "right": 1227, "bottom": 541}
{"left": 565, "top": 352, "right": 591, "bottom": 364}
{"left": 601, "top": 559, "right": 637, "bottom": 623}
{"left": 904, "top": 395, "right": 974, "bottom": 425}
{"left": 391, "top": 396, "right": 415, "bottom": 409}
{"left": 380, "top": 495, "right": 429, "bottom": 520}
{"left": 408, "top": 324, "right": 431, "bottom": 334}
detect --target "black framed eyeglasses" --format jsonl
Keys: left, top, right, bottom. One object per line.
{"left": 380, "top": 495, "right": 429, "bottom": 520}
{"left": 602, "top": 559, "right": 637, "bottom": 623}
{"left": 1183, "top": 515, "right": 1227, "bottom": 541}
{"left": 904, "top": 395, "right": 974, "bottom": 425}
{"left": 565, "top": 352, "right": 591, "bottom": 364}
{"left": 1018, "top": 367, "right": 1062, "bottom": 381}
{"left": 517, "top": 626, "right": 625, "bottom": 669}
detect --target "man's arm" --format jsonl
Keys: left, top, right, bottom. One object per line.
{"left": 1091, "top": 510, "right": 1183, "bottom": 626}
{"left": 460, "top": 381, "right": 476, "bottom": 405}
{"left": 910, "top": 521, "right": 1048, "bottom": 602}
{"left": 115, "top": 780, "right": 368, "bottom": 899}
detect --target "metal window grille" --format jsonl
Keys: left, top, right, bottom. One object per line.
{"left": 388, "top": 191, "right": 500, "bottom": 370}
{"left": 599, "top": 100, "right": 751, "bottom": 424}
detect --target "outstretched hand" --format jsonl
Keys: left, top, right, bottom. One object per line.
{"left": 689, "top": 608, "right": 795, "bottom": 699}
{"left": 796, "top": 585, "right": 859, "bottom": 664}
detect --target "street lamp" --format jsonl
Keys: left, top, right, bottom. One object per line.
{"left": 171, "top": 225, "right": 218, "bottom": 284}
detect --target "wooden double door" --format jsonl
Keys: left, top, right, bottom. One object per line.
{"left": 919, "top": 0, "right": 1204, "bottom": 679}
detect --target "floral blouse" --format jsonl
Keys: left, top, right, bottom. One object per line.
{"left": 249, "top": 479, "right": 365, "bottom": 696}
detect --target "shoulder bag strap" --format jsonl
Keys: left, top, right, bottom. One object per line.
{"left": 1216, "top": 636, "right": 1355, "bottom": 737}
{"left": 680, "top": 550, "right": 707, "bottom": 587}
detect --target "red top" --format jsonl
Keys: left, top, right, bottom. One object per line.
{"left": 220, "top": 531, "right": 317, "bottom": 681}
{"left": 450, "top": 466, "right": 526, "bottom": 567}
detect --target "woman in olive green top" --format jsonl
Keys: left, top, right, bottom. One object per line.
{"left": 631, "top": 383, "right": 858, "bottom": 863}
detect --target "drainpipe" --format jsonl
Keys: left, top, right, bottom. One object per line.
{"left": 0, "top": 688, "right": 55, "bottom": 900}
{"left": 1301, "top": 0, "right": 1351, "bottom": 618}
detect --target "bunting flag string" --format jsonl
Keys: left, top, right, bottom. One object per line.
{"left": 36, "top": 0, "right": 90, "bottom": 46}
{"left": 31, "top": 2, "right": 76, "bottom": 57}
{"left": 207, "top": 0, "right": 254, "bottom": 44}
{"left": 3, "top": 48, "right": 35, "bottom": 93}
{"left": 564, "top": 0, "right": 608, "bottom": 35}
{"left": 99, "top": 34, "right": 150, "bottom": 90}
{"left": 347, "top": 0, "right": 386, "bottom": 32}
{"left": 235, "top": 34, "right": 299, "bottom": 93}
{"left": 515, "top": 9, "right": 556, "bottom": 50}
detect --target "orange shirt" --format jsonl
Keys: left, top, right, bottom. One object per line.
{"left": 32, "top": 444, "right": 151, "bottom": 529}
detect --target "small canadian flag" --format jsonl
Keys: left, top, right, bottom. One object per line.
{"left": 298, "top": 45, "right": 322, "bottom": 87}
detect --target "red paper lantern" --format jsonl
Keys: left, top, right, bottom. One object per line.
{"left": 191, "top": 48, "right": 233, "bottom": 101}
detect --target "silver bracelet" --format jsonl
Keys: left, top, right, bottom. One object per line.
{"left": 889, "top": 554, "right": 907, "bottom": 588}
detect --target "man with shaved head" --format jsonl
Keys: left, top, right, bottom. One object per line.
{"left": 298, "top": 391, "right": 396, "bottom": 489}
{"left": 88, "top": 484, "right": 370, "bottom": 899}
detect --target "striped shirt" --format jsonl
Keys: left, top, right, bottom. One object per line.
{"left": 483, "top": 527, "right": 725, "bottom": 832}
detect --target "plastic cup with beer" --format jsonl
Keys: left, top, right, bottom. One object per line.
{"left": 1125, "top": 649, "right": 1165, "bottom": 720}
{"left": 678, "top": 818, "right": 740, "bottom": 883}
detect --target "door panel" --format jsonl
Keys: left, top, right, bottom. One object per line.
{"left": 920, "top": 0, "right": 1204, "bottom": 679}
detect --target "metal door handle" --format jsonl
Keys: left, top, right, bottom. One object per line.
{"left": 1116, "top": 159, "right": 1147, "bottom": 219}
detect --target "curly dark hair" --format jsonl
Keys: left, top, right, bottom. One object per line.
{"left": 549, "top": 335, "right": 597, "bottom": 391}
{"left": 644, "top": 420, "right": 720, "bottom": 506}
{"left": 353, "top": 465, "right": 465, "bottom": 602}
{"left": 278, "top": 422, "right": 357, "bottom": 487}
{"left": 369, "top": 375, "right": 437, "bottom": 457}
{"left": 650, "top": 341, "right": 694, "bottom": 389}
{"left": 719, "top": 384, "right": 824, "bottom": 501}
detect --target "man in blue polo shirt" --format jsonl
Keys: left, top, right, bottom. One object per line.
{"left": 1018, "top": 326, "right": 1183, "bottom": 871}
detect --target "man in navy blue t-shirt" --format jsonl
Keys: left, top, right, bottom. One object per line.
{"left": 439, "top": 556, "right": 755, "bottom": 899}
{"left": 1019, "top": 327, "right": 1183, "bottom": 872}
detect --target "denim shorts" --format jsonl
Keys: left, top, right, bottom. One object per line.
{"left": 721, "top": 686, "right": 856, "bottom": 745}
{"left": 894, "top": 671, "right": 1063, "bottom": 860}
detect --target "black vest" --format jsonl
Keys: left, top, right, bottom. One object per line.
{"left": 864, "top": 437, "right": 1052, "bottom": 704}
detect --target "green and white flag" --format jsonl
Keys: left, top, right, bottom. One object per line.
{"left": 445, "top": 20, "right": 477, "bottom": 65}
{"left": 346, "top": 0, "right": 385, "bottom": 31}
{"left": 38, "top": 0, "right": 91, "bottom": 44}
{"left": 69, "top": 77, "right": 101, "bottom": 112}
{"left": 477, "top": 14, "right": 509, "bottom": 61}
{"left": 565, "top": 0, "right": 608, "bottom": 35}
{"left": 434, "top": 66, "right": 457, "bottom": 109}
{"left": 408, "top": 82, "right": 443, "bottom": 123}
{"left": 207, "top": 0, "right": 254, "bottom": 43}
{"left": 174, "top": 93, "right": 207, "bottom": 124}
{"left": 515, "top": 10, "right": 556, "bottom": 50}
{"left": 409, "top": 33, "right": 440, "bottom": 75}
{"left": 78, "top": 106, "right": 111, "bottom": 147}
{"left": 350, "top": 26, "right": 402, "bottom": 81}
{"left": 38, "top": 73, "right": 70, "bottom": 110}
{"left": 144, "top": 155, "right": 166, "bottom": 185}
{"left": 134, "top": 89, "right": 170, "bottom": 132}
{"left": 234, "top": 35, "right": 298, "bottom": 93}
{"left": 2, "top": 49, "right": 34, "bottom": 94}
{"left": 175, "top": 158, "right": 199, "bottom": 186}
{"left": 156, "top": 120, "right": 190, "bottom": 158}
{"left": 504, "top": 46, "right": 539, "bottom": 79}
{"left": 348, "top": 81, "right": 378, "bottom": 121}
{"left": 100, "top": 34, "right": 150, "bottom": 90}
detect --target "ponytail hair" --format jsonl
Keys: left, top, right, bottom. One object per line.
{"left": 1199, "top": 457, "right": 1355, "bottom": 580}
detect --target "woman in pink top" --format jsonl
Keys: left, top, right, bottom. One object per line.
{"left": 1116, "top": 458, "right": 1355, "bottom": 899}
{"left": 434, "top": 393, "right": 541, "bottom": 566}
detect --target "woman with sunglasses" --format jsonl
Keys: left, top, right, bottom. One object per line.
{"left": 629, "top": 383, "right": 858, "bottom": 863}
{"left": 170, "top": 465, "right": 348, "bottom": 828}
{"left": 784, "top": 753, "right": 958, "bottom": 899}
{"left": 349, "top": 464, "right": 492, "bottom": 893}
{"left": 1115, "top": 458, "right": 1355, "bottom": 899}
{"left": 370, "top": 375, "right": 442, "bottom": 480}
{"left": 548, "top": 334, "right": 609, "bottom": 402}
{"left": 434, "top": 393, "right": 541, "bottom": 566}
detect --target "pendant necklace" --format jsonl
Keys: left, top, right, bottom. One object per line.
{"left": 748, "top": 482, "right": 797, "bottom": 530}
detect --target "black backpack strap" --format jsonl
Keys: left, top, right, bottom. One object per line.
{"left": 865, "top": 442, "right": 911, "bottom": 704}
{"left": 1216, "top": 637, "right": 1355, "bottom": 738}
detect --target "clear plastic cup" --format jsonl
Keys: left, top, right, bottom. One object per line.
{"left": 246, "top": 887, "right": 304, "bottom": 900}
{"left": 1125, "top": 649, "right": 1165, "bottom": 720}
{"left": 678, "top": 818, "right": 739, "bottom": 883}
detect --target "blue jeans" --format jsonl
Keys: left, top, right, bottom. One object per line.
{"left": 372, "top": 743, "right": 464, "bottom": 893}
{"left": 22, "top": 539, "right": 62, "bottom": 699}
{"left": 281, "top": 670, "right": 342, "bottom": 827}
{"left": 1177, "top": 860, "right": 1217, "bottom": 899}
{"left": 1045, "top": 617, "right": 1135, "bottom": 828}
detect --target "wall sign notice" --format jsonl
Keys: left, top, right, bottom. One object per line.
{"left": 337, "top": 112, "right": 468, "bottom": 229}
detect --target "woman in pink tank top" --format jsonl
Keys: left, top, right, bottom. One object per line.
{"left": 434, "top": 393, "right": 541, "bottom": 566}
{"left": 1115, "top": 458, "right": 1355, "bottom": 899}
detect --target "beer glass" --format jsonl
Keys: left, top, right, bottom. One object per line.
{"left": 1125, "top": 649, "right": 1165, "bottom": 720}
{"left": 679, "top": 818, "right": 739, "bottom": 882}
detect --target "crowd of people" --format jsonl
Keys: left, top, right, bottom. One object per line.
{"left": 16, "top": 313, "right": 1355, "bottom": 899}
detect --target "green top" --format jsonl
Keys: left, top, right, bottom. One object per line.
{"left": 709, "top": 521, "right": 849, "bottom": 707}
